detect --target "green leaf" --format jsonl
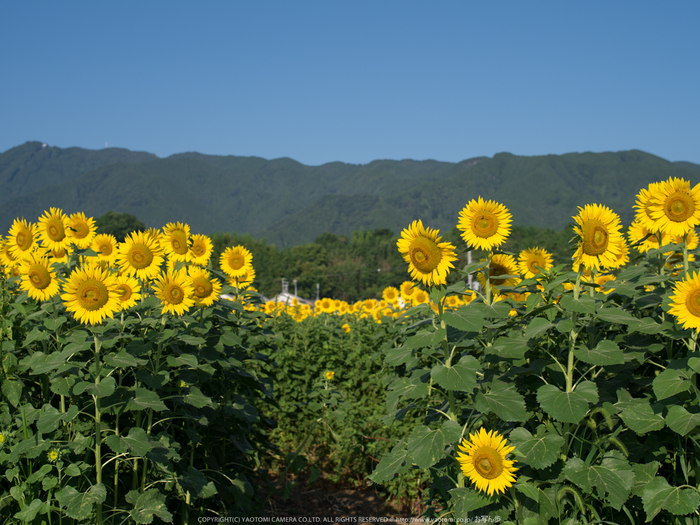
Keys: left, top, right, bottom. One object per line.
{"left": 14, "top": 498, "right": 43, "bottom": 521}
{"left": 167, "top": 354, "right": 199, "bottom": 368}
{"left": 627, "top": 317, "right": 664, "bottom": 335}
{"left": 653, "top": 369, "right": 691, "bottom": 400}
{"left": 56, "top": 484, "right": 107, "bottom": 520}
{"left": 36, "top": 405, "right": 63, "bottom": 434}
{"left": 442, "top": 307, "right": 484, "bottom": 332}
{"left": 86, "top": 376, "right": 116, "bottom": 398}
{"left": 105, "top": 427, "right": 153, "bottom": 457}
{"left": 406, "top": 420, "right": 461, "bottom": 469}
{"left": 448, "top": 487, "right": 491, "bottom": 514}
{"left": 179, "top": 334, "right": 206, "bottom": 346}
{"left": 514, "top": 477, "right": 540, "bottom": 503}
{"left": 631, "top": 462, "right": 660, "bottom": 498}
{"left": 44, "top": 316, "right": 68, "bottom": 331}
{"left": 560, "top": 295, "right": 596, "bottom": 314}
{"left": 488, "top": 336, "right": 529, "bottom": 359}
{"left": 104, "top": 350, "right": 147, "bottom": 368}
{"left": 524, "top": 317, "right": 554, "bottom": 339}
{"left": 127, "top": 388, "right": 167, "bottom": 412}
{"left": 369, "top": 440, "right": 410, "bottom": 484}
{"left": 50, "top": 376, "right": 76, "bottom": 396}
{"left": 576, "top": 340, "right": 624, "bottom": 366}
{"left": 642, "top": 476, "right": 700, "bottom": 522}
{"left": 26, "top": 464, "right": 53, "bottom": 484}
{"left": 182, "top": 467, "right": 217, "bottom": 499}
{"left": 596, "top": 308, "right": 638, "bottom": 324}
{"left": 563, "top": 451, "right": 635, "bottom": 510}
{"left": 537, "top": 381, "right": 598, "bottom": 424}
{"left": 64, "top": 464, "right": 81, "bottom": 477}
{"left": 1, "top": 379, "right": 22, "bottom": 407}
{"left": 615, "top": 395, "right": 665, "bottom": 435}
{"left": 665, "top": 405, "right": 700, "bottom": 436}
{"left": 183, "top": 387, "right": 213, "bottom": 409}
{"left": 509, "top": 427, "right": 564, "bottom": 469}
{"left": 386, "top": 374, "right": 428, "bottom": 412}
{"left": 126, "top": 489, "right": 174, "bottom": 524}
{"left": 474, "top": 382, "right": 528, "bottom": 422}
{"left": 431, "top": 356, "right": 480, "bottom": 392}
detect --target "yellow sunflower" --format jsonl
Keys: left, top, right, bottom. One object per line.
{"left": 517, "top": 247, "right": 553, "bottom": 279}
{"left": 627, "top": 220, "right": 661, "bottom": 253}
{"left": 397, "top": 220, "right": 457, "bottom": 287}
{"left": 478, "top": 254, "right": 520, "bottom": 290}
{"left": 114, "top": 274, "right": 142, "bottom": 310}
{"left": 162, "top": 222, "right": 191, "bottom": 262}
{"left": 456, "top": 428, "right": 518, "bottom": 497}
{"left": 633, "top": 182, "right": 663, "bottom": 232}
{"left": 400, "top": 281, "right": 417, "bottom": 302}
{"left": 220, "top": 245, "right": 253, "bottom": 278}
{"left": 648, "top": 178, "right": 700, "bottom": 238}
{"left": 318, "top": 297, "right": 334, "bottom": 313}
{"left": 43, "top": 245, "right": 73, "bottom": 265}
{"left": 0, "top": 236, "right": 20, "bottom": 268}
{"left": 67, "top": 212, "right": 96, "bottom": 249}
{"left": 341, "top": 323, "right": 351, "bottom": 333}
{"left": 153, "top": 268, "right": 195, "bottom": 316}
{"left": 382, "top": 286, "right": 400, "bottom": 304}
{"left": 61, "top": 265, "right": 120, "bottom": 325}
{"left": 37, "top": 208, "right": 72, "bottom": 252}
{"left": 7, "top": 218, "right": 38, "bottom": 260}
{"left": 189, "top": 234, "right": 213, "bottom": 266}
{"left": 92, "top": 234, "right": 119, "bottom": 265}
{"left": 411, "top": 289, "right": 429, "bottom": 306}
{"left": 117, "top": 231, "right": 165, "bottom": 280}
{"left": 188, "top": 267, "right": 221, "bottom": 308}
{"left": 669, "top": 271, "right": 700, "bottom": 330}
{"left": 457, "top": 197, "right": 512, "bottom": 251}
{"left": 572, "top": 204, "right": 625, "bottom": 270}
{"left": 668, "top": 229, "right": 699, "bottom": 250}
{"left": 229, "top": 266, "right": 256, "bottom": 290}
{"left": 325, "top": 371, "right": 335, "bottom": 380}
{"left": 19, "top": 253, "right": 60, "bottom": 301}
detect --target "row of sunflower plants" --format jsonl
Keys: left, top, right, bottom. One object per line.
{"left": 371, "top": 179, "right": 700, "bottom": 523}
{"left": 0, "top": 210, "right": 275, "bottom": 522}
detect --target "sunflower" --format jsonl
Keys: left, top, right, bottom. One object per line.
{"left": 220, "top": 245, "right": 253, "bottom": 278}
{"left": 478, "top": 254, "right": 520, "bottom": 290}
{"left": 341, "top": 323, "right": 351, "bottom": 333}
{"left": 188, "top": 267, "right": 221, "bottom": 308}
{"left": 117, "top": 231, "right": 164, "bottom": 280}
{"left": 457, "top": 197, "right": 512, "bottom": 251}
{"left": 318, "top": 297, "right": 334, "bottom": 313}
{"left": 445, "top": 295, "right": 462, "bottom": 309}
{"left": 229, "top": 266, "right": 256, "bottom": 290}
{"left": 19, "top": 253, "right": 60, "bottom": 301}
{"left": 37, "top": 208, "right": 72, "bottom": 252}
{"left": 325, "top": 371, "right": 335, "bottom": 380}
{"left": 572, "top": 204, "right": 625, "bottom": 270}
{"left": 400, "top": 281, "right": 417, "bottom": 302}
{"left": 67, "top": 212, "right": 97, "bottom": 249}
{"left": 411, "top": 289, "right": 429, "bottom": 306}
{"left": 648, "top": 178, "right": 700, "bottom": 238}
{"left": 189, "top": 234, "right": 213, "bottom": 266}
{"left": 162, "top": 222, "right": 191, "bottom": 263}
{"left": 517, "top": 247, "right": 553, "bottom": 279}
{"left": 397, "top": 220, "right": 457, "bottom": 287}
{"left": 0, "top": 236, "right": 20, "bottom": 268}
{"left": 456, "top": 428, "right": 518, "bottom": 497}
{"left": 153, "top": 269, "right": 195, "bottom": 316}
{"left": 42, "top": 244, "right": 72, "bottom": 265}
{"left": 114, "top": 274, "right": 142, "bottom": 310}
{"left": 627, "top": 220, "right": 661, "bottom": 253}
{"left": 92, "top": 234, "right": 119, "bottom": 266}
{"left": 633, "top": 183, "right": 662, "bottom": 232}
{"left": 6, "top": 218, "right": 37, "bottom": 260}
{"left": 61, "top": 265, "right": 120, "bottom": 325}
{"left": 669, "top": 271, "right": 700, "bottom": 330}
{"left": 382, "top": 286, "right": 400, "bottom": 304}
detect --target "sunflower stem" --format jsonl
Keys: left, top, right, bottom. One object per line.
{"left": 684, "top": 233, "right": 689, "bottom": 278}
{"left": 93, "top": 333, "right": 103, "bottom": 525}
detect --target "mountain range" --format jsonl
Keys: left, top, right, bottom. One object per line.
{"left": 2, "top": 141, "right": 699, "bottom": 247}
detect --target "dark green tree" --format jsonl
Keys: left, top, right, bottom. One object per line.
{"left": 94, "top": 212, "right": 146, "bottom": 242}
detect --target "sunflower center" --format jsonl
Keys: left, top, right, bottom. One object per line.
{"left": 409, "top": 237, "right": 442, "bottom": 273}
{"left": 98, "top": 242, "right": 113, "bottom": 256}
{"left": 191, "top": 242, "right": 205, "bottom": 256}
{"left": 16, "top": 231, "right": 32, "bottom": 251}
{"left": 28, "top": 264, "right": 51, "bottom": 289}
{"left": 170, "top": 231, "right": 189, "bottom": 255}
{"left": 127, "top": 244, "right": 154, "bottom": 269}
{"left": 582, "top": 219, "right": 609, "bottom": 256}
{"left": 473, "top": 448, "right": 503, "bottom": 480}
{"left": 471, "top": 212, "right": 499, "bottom": 238}
{"left": 666, "top": 192, "right": 695, "bottom": 223}
{"left": 227, "top": 253, "right": 245, "bottom": 271}
{"left": 76, "top": 279, "right": 109, "bottom": 311}
{"left": 489, "top": 264, "right": 508, "bottom": 286}
{"left": 46, "top": 219, "right": 66, "bottom": 242}
{"left": 72, "top": 222, "right": 89, "bottom": 239}
{"left": 527, "top": 256, "right": 546, "bottom": 275}
{"left": 164, "top": 284, "right": 184, "bottom": 304}
{"left": 193, "top": 277, "right": 213, "bottom": 298}
{"left": 685, "top": 288, "right": 700, "bottom": 318}
{"left": 116, "top": 284, "right": 133, "bottom": 302}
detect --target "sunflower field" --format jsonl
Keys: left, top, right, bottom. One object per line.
{"left": 2, "top": 177, "right": 700, "bottom": 523}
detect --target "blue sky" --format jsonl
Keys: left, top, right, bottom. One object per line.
{"left": 1, "top": 1, "right": 698, "bottom": 165}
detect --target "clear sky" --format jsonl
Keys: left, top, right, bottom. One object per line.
{"left": 1, "top": 1, "right": 698, "bottom": 165}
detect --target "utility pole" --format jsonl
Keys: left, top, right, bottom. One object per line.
{"left": 293, "top": 279, "right": 298, "bottom": 297}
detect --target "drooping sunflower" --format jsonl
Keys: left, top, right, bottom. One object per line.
{"left": 162, "top": 222, "right": 191, "bottom": 263}
{"left": 633, "top": 182, "right": 663, "bottom": 233}
{"left": 19, "top": 253, "right": 60, "bottom": 301}
{"left": 397, "top": 220, "right": 457, "bottom": 287}
{"left": 220, "top": 245, "right": 253, "bottom": 279}
{"left": 457, "top": 197, "right": 512, "bottom": 251}
{"left": 188, "top": 267, "right": 221, "bottom": 308}
{"left": 37, "top": 208, "right": 72, "bottom": 252}
{"left": 669, "top": 271, "right": 700, "bottom": 330}
{"left": 648, "top": 178, "right": 700, "bottom": 238}
{"left": 153, "top": 268, "right": 195, "bottom": 316}
{"left": 92, "top": 234, "right": 119, "bottom": 266}
{"left": 188, "top": 234, "right": 213, "bottom": 266}
{"left": 628, "top": 220, "right": 661, "bottom": 253}
{"left": 478, "top": 254, "right": 520, "bottom": 291}
{"left": 67, "top": 212, "right": 96, "bottom": 249}
{"left": 117, "top": 231, "right": 165, "bottom": 280}
{"left": 229, "top": 265, "right": 256, "bottom": 290}
{"left": 42, "top": 245, "right": 72, "bottom": 265}
{"left": 6, "top": 218, "right": 38, "bottom": 260}
{"left": 61, "top": 265, "right": 120, "bottom": 325}
{"left": 114, "top": 274, "right": 142, "bottom": 310}
{"left": 517, "top": 247, "right": 553, "bottom": 279}
{"left": 572, "top": 204, "right": 625, "bottom": 270}
{"left": 456, "top": 427, "right": 518, "bottom": 497}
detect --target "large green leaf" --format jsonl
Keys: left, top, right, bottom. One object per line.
{"left": 105, "top": 427, "right": 153, "bottom": 457}
{"left": 442, "top": 307, "right": 484, "bottom": 333}
{"left": 14, "top": 498, "right": 44, "bottom": 521}
{"left": 631, "top": 462, "right": 660, "bottom": 498}
{"left": 508, "top": 427, "right": 564, "bottom": 469}
{"left": 449, "top": 487, "right": 491, "bottom": 515}
{"left": 56, "top": 484, "right": 107, "bottom": 520}
{"left": 642, "top": 476, "right": 700, "bottom": 522}
{"left": 487, "top": 336, "right": 529, "bottom": 359}
{"left": 182, "top": 467, "right": 217, "bottom": 499}
{"left": 653, "top": 368, "right": 691, "bottom": 400}
{"left": 386, "top": 374, "right": 428, "bottom": 412}
{"left": 576, "top": 340, "right": 624, "bottom": 366}
{"left": 474, "top": 382, "right": 528, "bottom": 422}
{"left": 431, "top": 356, "right": 480, "bottom": 392}
{"left": 563, "top": 451, "right": 634, "bottom": 510}
{"left": 183, "top": 387, "right": 214, "bottom": 409}
{"left": 406, "top": 420, "right": 461, "bottom": 469}
{"left": 104, "top": 350, "right": 147, "bottom": 368}
{"left": 560, "top": 295, "right": 596, "bottom": 314}
{"left": 126, "top": 489, "right": 173, "bottom": 524}
{"left": 615, "top": 396, "right": 665, "bottom": 435}
{"left": 86, "top": 376, "right": 116, "bottom": 398}
{"left": 1, "top": 378, "right": 22, "bottom": 407}
{"left": 524, "top": 317, "right": 554, "bottom": 339}
{"left": 126, "top": 388, "right": 168, "bottom": 412}
{"left": 665, "top": 405, "right": 700, "bottom": 436}
{"left": 537, "top": 381, "right": 598, "bottom": 424}
{"left": 369, "top": 440, "right": 410, "bottom": 484}
{"left": 596, "top": 307, "right": 638, "bottom": 325}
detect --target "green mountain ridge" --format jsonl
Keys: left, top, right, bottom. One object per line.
{"left": 1, "top": 141, "right": 699, "bottom": 247}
